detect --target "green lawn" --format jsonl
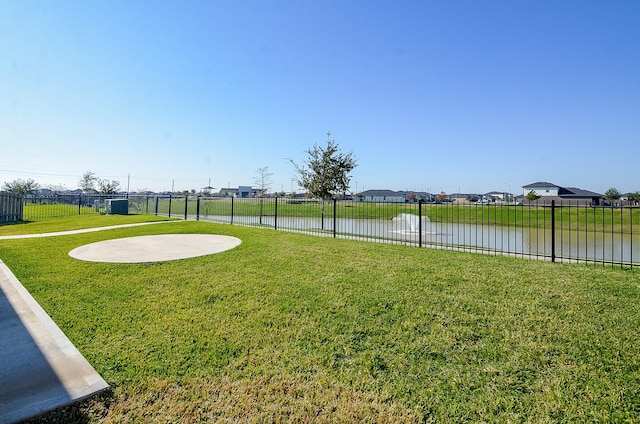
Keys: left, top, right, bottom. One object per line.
{"left": 0, "top": 214, "right": 174, "bottom": 236}
{"left": 2, "top": 216, "right": 640, "bottom": 422}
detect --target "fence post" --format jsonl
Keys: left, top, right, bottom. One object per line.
{"left": 78, "top": 194, "right": 82, "bottom": 215}
{"left": 184, "top": 195, "right": 188, "bottom": 220}
{"left": 419, "top": 200, "right": 423, "bottom": 248}
{"left": 196, "top": 196, "right": 200, "bottom": 221}
{"left": 231, "top": 197, "right": 234, "bottom": 225}
{"left": 551, "top": 200, "right": 556, "bottom": 262}
{"left": 19, "top": 195, "right": 23, "bottom": 222}
{"left": 168, "top": 194, "right": 172, "bottom": 218}
{"left": 274, "top": 196, "right": 278, "bottom": 230}
{"left": 154, "top": 196, "right": 159, "bottom": 216}
{"left": 333, "top": 199, "right": 337, "bottom": 238}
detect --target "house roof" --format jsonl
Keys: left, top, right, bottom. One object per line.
{"left": 359, "top": 189, "right": 406, "bottom": 197}
{"left": 522, "top": 182, "right": 601, "bottom": 198}
{"left": 561, "top": 187, "right": 602, "bottom": 198}
{"left": 522, "top": 182, "right": 560, "bottom": 189}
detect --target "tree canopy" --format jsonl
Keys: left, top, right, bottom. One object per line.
{"left": 79, "top": 171, "right": 98, "bottom": 193}
{"left": 97, "top": 179, "right": 121, "bottom": 194}
{"left": 2, "top": 178, "right": 39, "bottom": 195}
{"left": 291, "top": 135, "right": 357, "bottom": 200}
{"left": 604, "top": 187, "right": 621, "bottom": 202}
{"left": 79, "top": 171, "right": 120, "bottom": 194}
{"left": 525, "top": 190, "right": 540, "bottom": 202}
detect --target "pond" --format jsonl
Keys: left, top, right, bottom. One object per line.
{"left": 197, "top": 213, "right": 639, "bottom": 265}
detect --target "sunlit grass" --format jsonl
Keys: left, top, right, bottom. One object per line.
{"left": 0, "top": 214, "right": 174, "bottom": 236}
{"left": 2, "top": 216, "right": 639, "bottom": 422}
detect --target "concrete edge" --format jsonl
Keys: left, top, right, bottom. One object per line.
{"left": 0, "top": 260, "right": 109, "bottom": 423}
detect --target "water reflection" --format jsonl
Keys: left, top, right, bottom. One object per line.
{"left": 200, "top": 214, "right": 638, "bottom": 265}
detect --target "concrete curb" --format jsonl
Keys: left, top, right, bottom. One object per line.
{"left": 0, "top": 261, "right": 109, "bottom": 423}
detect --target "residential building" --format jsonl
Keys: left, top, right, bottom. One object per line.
{"left": 357, "top": 190, "right": 407, "bottom": 203}
{"left": 522, "top": 182, "right": 602, "bottom": 205}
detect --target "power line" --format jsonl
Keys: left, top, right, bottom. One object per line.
{"left": 0, "top": 168, "right": 81, "bottom": 178}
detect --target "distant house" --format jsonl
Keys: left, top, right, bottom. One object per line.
{"left": 357, "top": 190, "right": 407, "bottom": 203}
{"left": 522, "top": 182, "right": 602, "bottom": 205}
{"left": 218, "top": 188, "right": 238, "bottom": 197}
{"left": 238, "top": 186, "right": 252, "bottom": 198}
{"left": 484, "top": 191, "right": 506, "bottom": 202}
{"left": 450, "top": 193, "right": 469, "bottom": 203}
{"left": 218, "top": 187, "right": 267, "bottom": 198}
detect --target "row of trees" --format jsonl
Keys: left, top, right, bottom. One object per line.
{"left": 1, "top": 133, "right": 358, "bottom": 200}
{"left": 2, "top": 172, "right": 121, "bottom": 195}
{"left": 603, "top": 188, "right": 640, "bottom": 204}
{"left": 1, "top": 178, "right": 41, "bottom": 195}
{"left": 78, "top": 172, "right": 121, "bottom": 194}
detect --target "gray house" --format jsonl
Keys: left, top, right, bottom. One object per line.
{"left": 522, "top": 182, "right": 602, "bottom": 205}
{"left": 357, "top": 190, "right": 407, "bottom": 203}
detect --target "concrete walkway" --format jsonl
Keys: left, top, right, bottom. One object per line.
{"left": 0, "top": 260, "right": 108, "bottom": 423}
{"left": 0, "top": 220, "right": 172, "bottom": 240}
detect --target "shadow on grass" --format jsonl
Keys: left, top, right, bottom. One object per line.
{"left": 22, "top": 388, "right": 114, "bottom": 424}
{"left": 0, "top": 220, "right": 33, "bottom": 228}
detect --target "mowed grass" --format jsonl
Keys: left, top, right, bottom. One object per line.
{"left": 0, "top": 213, "right": 174, "bottom": 236}
{"left": 1, "top": 217, "right": 640, "bottom": 422}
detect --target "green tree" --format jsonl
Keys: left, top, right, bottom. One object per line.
{"left": 525, "top": 190, "right": 540, "bottom": 202}
{"left": 2, "top": 178, "right": 39, "bottom": 195}
{"left": 79, "top": 171, "right": 98, "bottom": 193}
{"left": 97, "top": 179, "right": 121, "bottom": 194}
{"left": 291, "top": 134, "right": 357, "bottom": 200}
{"left": 291, "top": 133, "right": 357, "bottom": 229}
{"left": 604, "top": 187, "right": 621, "bottom": 204}
{"left": 628, "top": 191, "right": 640, "bottom": 205}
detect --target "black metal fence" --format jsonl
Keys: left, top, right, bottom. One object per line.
{"left": 183, "top": 197, "right": 639, "bottom": 268}
{"left": 5, "top": 193, "right": 640, "bottom": 268}
{"left": 14, "top": 193, "right": 159, "bottom": 220}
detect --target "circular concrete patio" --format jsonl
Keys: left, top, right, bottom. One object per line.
{"left": 69, "top": 234, "right": 241, "bottom": 263}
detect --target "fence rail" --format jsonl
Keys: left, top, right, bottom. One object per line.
{"left": 5, "top": 193, "right": 640, "bottom": 268}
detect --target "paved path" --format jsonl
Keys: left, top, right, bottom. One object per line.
{"left": 0, "top": 261, "right": 108, "bottom": 423}
{"left": 0, "top": 220, "right": 172, "bottom": 240}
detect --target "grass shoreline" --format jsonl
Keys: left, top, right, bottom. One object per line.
{"left": 19, "top": 198, "right": 640, "bottom": 235}
{"left": 2, "top": 216, "right": 639, "bottom": 422}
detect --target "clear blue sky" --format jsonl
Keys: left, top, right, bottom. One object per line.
{"left": 2, "top": 1, "right": 639, "bottom": 195}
